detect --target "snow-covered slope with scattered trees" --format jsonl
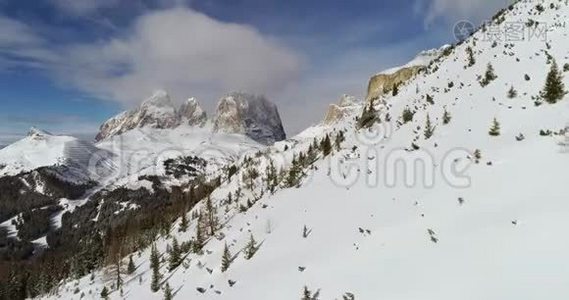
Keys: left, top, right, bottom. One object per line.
{"left": 4, "top": 0, "right": 569, "bottom": 299}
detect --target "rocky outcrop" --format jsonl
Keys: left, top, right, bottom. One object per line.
{"left": 366, "top": 45, "right": 450, "bottom": 102}
{"left": 95, "top": 90, "right": 180, "bottom": 141}
{"left": 213, "top": 93, "right": 286, "bottom": 145}
{"left": 178, "top": 97, "right": 207, "bottom": 127}
{"left": 366, "top": 66, "right": 424, "bottom": 102}
{"left": 95, "top": 90, "right": 286, "bottom": 145}
{"left": 323, "top": 94, "right": 360, "bottom": 124}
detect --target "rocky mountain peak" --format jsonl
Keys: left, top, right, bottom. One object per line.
{"left": 95, "top": 90, "right": 286, "bottom": 144}
{"left": 95, "top": 90, "right": 179, "bottom": 142}
{"left": 141, "top": 89, "right": 173, "bottom": 108}
{"left": 323, "top": 94, "right": 360, "bottom": 125}
{"left": 27, "top": 127, "right": 52, "bottom": 139}
{"left": 213, "top": 92, "right": 286, "bottom": 145}
{"left": 179, "top": 97, "right": 207, "bottom": 127}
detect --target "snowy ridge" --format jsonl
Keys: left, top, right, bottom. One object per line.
{"left": 0, "top": 129, "right": 99, "bottom": 177}
{"left": 379, "top": 44, "right": 451, "bottom": 75}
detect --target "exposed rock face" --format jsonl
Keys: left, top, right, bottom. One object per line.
{"left": 366, "top": 66, "right": 424, "bottom": 102}
{"left": 96, "top": 90, "right": 180, "bottom": 141}
{"left": 95, "top": 90, "right": 286, "bottom": 145}
{"left": 366, "top": 45, "right": 450, "bottom": 102}
{"left": 178, "top": 97, "right": 207, "bottom": 127}
{"left": 213, "top": 93, "right": 286, "bottom": 145}
{"left": 323, "top": 94, "right": 360, "bottom": 125}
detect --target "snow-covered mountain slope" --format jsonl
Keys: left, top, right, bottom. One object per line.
{"left": 380, "top": 44, "right": 451, "bottom": 75}
{"left": 0, "top": 127, "right": 114, "bottom": 178}
{"left": 96, "top": 125, "right": 263, "bottom": 189}
{"left": 35, "top": 1, "right": 569, "bottom": 299}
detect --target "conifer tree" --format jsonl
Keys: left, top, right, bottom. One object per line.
{"left": 127, "top": 255, "right": 136, "bottom": 275}
{"left": 193, "top": 215, "right": 205, "bottom": 254}
{"left": 392, "top": 83, "right": 399, "bottom": 96}
{"left": 442, "top": 108, "right": 451, "bottom": 125}
{"left": 204, "top": 197, "right": 219, "bottom": 236}
{"left": 221, "top": 243, "right": 232, "bottom": 272}
{"left": 424, "top": 114, "right": 435, "bottom": 139}
{"left": 265, "top": 160, "right": 278, "bottom": 194}
{"left": 115, "top": 260, "right": 122, "bottom": 290}
{"left": 244, "top": 234, "right": 258, "bottom": 260}
{"left": 480, "top": 63, "right": 497, "bottom": 86}
{"left": 150, "top": 245, "right": 161, "bottom": 293}
{"left": 179, "top": 213, "right": 188, "bottom": 233}
{"left": 285, "top": 157, "right": 302, "bottom": 188}
{"left": 168, "top": 238, "right": 182, "bottom": 271}
{"left": 542, "top": 60, "right": 566, "bottom": 104}
{"left": 489, "top": 118, "right": 501, "bottom": 136}
{"left": 163, "top": 283, "right": 173, "bottom": 300}
{"left": 466, "top": 46, "right": 475, "bottom": 67}
{"left": 302, "top": 286, "right": 312, "bottom": 300}
{"left": 402, "top": 108, "right": 414, "bottom": 123}
{"left": 334, "top": 131, "right": 345, "bottom": 151}
{"left": 100, "top": 286, "right": 109, "bottom": 300}
{"left": 320, "top": 134, "right": 332, "bottom": 156}
{"left": 507, "top": 85, "right": 518, "bottom": 98}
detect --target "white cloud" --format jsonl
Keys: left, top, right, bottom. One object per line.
{"left": 55, "top": 8, "right": 302, "bottom": 108}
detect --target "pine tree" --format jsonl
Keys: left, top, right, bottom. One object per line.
{"left": 179, "top": 213, "right": 188, "bottom": 233}
{"left": 163, "top": 282, "right": 173, "bottom": 300}
{"left": 168, "top": 238, "right": 182, "bottom": 271}
{"left": 507, "top": 85, "right": 518, "bottom": 98}
{"left": 204, "top": 197, "right": 219, "bottom": 236}
{"left": 466, "top": 46, "right": 475, "bottom": 67}
{"left": 301, "top": 286, "right": 320, "bottom": 300}
{"left": 442, "top": 108, "right": 451, "bottom": 125}
{"left": 424, "top": 114, "right": 435, "bottom": 139}
{"left": 402, "top": 108, "right": 414, "bottom": 123}
{"left": 542, "top": 60, "right": 566, "bottom": 104}
{"left": 392, "top": 83, "right": 399, "bottom": 96}
{"left": 320, "top": 134, "right": 332, "bottom": 156}
{"left": 150, "top": 245, "right": 161, "bottom": 293}
{"left": 127, "top": 255, "right": 136, "bottom": 274}
{"left": 100, "top": 286, "right": 109, "bottom": 299}
{"left": 480, "top": 63, "right": 497, "bottom": 86}
{"left": 115, "top": 260, "right": 122, "bottom": 290}
{"left": 302, "top": 286, "right": 312, "bottom": 300}
{"left": 265, "top": 160, "right": 279, "bottom": 194}
{"left": 334, "top": 131, "right": 345, "bottom": 151}
{"left": 357, "top": 104, "right": 379, "bottom": 129}
{"left": 244, "top": 234, "right": 258, "bottom": 260}
{"left": 193, "top": 215, "right": 205, "bottom": 254}
{"left": 285, "top": 155, "right": 302, "bottom": 188}
{"left": 221, "top": 243, "right": 233, "bottom": 272}
{"left": 489, "top": 118, "right": 501, "bottom": 136}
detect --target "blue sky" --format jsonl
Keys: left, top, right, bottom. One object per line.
{"left": 0, "top": 0, "right": 505, "bottom": 144}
